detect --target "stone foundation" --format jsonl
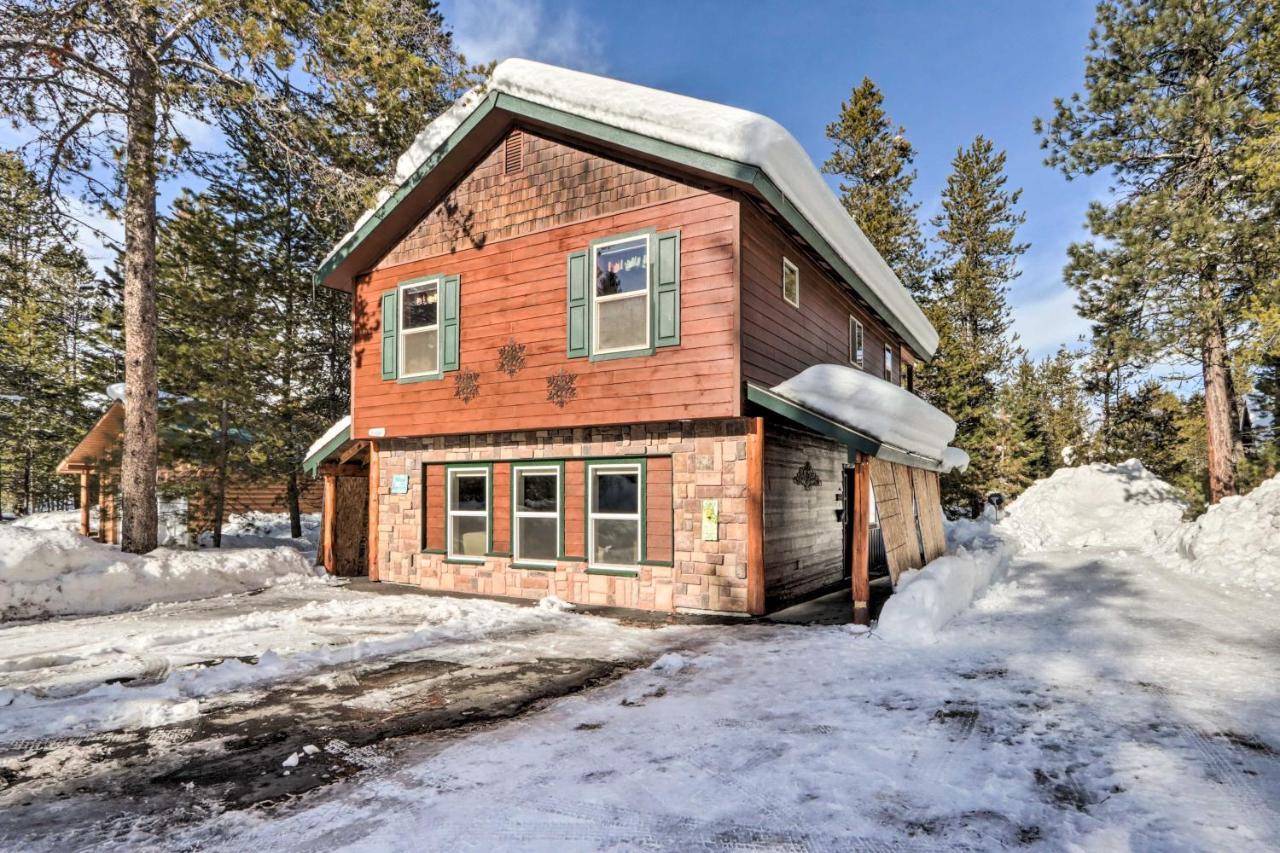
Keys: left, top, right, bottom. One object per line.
{"left": 373, "top": 419, "right": 753, "bottom": 613}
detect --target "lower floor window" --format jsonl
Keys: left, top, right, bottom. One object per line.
{"left": 448, "top": 467, "right": 488, "bottom": 559}
{"left": 588, "top": 463, "right": 641, "bottom": 568}
{"left": 514, "top": 466, "right": 559, "bottom": 564}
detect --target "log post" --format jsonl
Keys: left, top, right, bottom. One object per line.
{"left": 367, "top": 441, "right": 379, "bottom": 581}
{"left": 321, "top": 473, "right": 337, "bottom": 574}
{"left": 79, "top": 470, "right": 91, "bottom": 538}
{"left": 851, "top": 452, "right": 871, "bottom": 626}
{"left": 746, "top": 416, "right": 766, "bottom": 616}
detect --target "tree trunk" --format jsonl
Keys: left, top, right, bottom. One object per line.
{"left": 287, "top": 471, "right": 302, "bottom": 539}
{"left": 1202, "top": 316, "right": 1237, "bottom": 503}
{"left": 212, "top": 400, "right": 229, "bottom": 548}
{"left": 119, "top": 14, "right": 160, "bottom": 553}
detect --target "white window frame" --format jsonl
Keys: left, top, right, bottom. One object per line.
{"left": 883, "top": 344, "right": 894, "bottom": 382}
{"left": 849, "top": 317, "right": 864, "bottom": 367}
{"left": 587, "top": 462, "right": 643, "bottom": 571}
{"left": 782, "top": 257, "right": 800, "bottom": 308}
{"left": 446, "top": 466, "right": 488, "bottom": 562}
{"left": 513, "top": 464, "right": 560, "bottom": 566}
{"left": 398, "top": 277, "right": 441, "bottom": 379}
{"left": 591, "top": 234, "right": 651, "bottom": 356}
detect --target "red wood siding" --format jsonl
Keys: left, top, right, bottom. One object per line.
{"left": 646, "top": 455, "right": 674, "bottom": 563}
{"left": 739, "top": 199, "right": 916, "bottom": 388}
{"left": 352, "top": 132, "right": 739, "bottom": 439}
{"left": 564, "top": 460, "right": 586, "bottom": 558}
{"left": 377, "top": 128, "right": 703, "bottom": 270}
{"left": 492, "top": 463, "right": 511, "bottom": 554}
{"left": 424, "top": 464, "right": 445, "bottom": 551}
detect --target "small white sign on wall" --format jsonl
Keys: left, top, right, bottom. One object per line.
{"left": 391, "top": 474, "right": 410, "bottom": 495}
{"left": 701, "top": 499, "right": 719, "bottom": 541}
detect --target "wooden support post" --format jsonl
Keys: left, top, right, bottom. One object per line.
{"left": 79, "top": 471, "right": 91, "bottom": 538}
{"left": 746, "top": 416, "right": 766, "bottom": 616}
{"left": 103, "top": 474, "right": 116, "bottom": 545}
{"left": 321, "top": 474, "right": 337, "bottom": 574}
{"left": 851, "top": 452, "right": 871, "bottom": 626}
{"left": 367, "top": 441, "right": 380, "bottom": 581}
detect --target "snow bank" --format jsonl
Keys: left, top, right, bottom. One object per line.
{"left": 327, "top": 59, "right": 937, "bottom": 355}
{"left": 0, "top": 525, "right": 326, "bottom": 620}
{"left": 1158, "top": 474, "right": 1280, "bottom": 592}
{"left": 876, "top": 518, "right": 1017, "bottom": 644}
{"left": 1000, "top": 460, "right": 1186, "bottom": 551}
{"left": 770, "top": 364, "right": 956, "bottom": 462}
{"left": 9, "top": 509, "right": 96, "bottom": 533}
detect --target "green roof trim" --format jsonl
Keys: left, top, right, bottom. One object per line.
{"left": 745, "top": 382, "right": 944, "bottom": 471}
{"left": 315, "top": 91, "right": 934, "bottom": 360}
{"left": 302, "top": 421, "right": 352, "bottom": 477}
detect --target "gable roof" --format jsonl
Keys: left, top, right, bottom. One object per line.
{"left": 56, "top": 402, "right": 124, "bottom": 474}
{"left": 318, "top": 59, "right": 939, "bottom": 359}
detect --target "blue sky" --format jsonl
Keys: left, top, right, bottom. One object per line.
{"left": 441, "top": 0, "right": 1110, "bottom": 359}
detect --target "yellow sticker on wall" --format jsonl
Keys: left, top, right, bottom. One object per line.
{"left": 701, "top": 499, "right": 719, "bottom": 541}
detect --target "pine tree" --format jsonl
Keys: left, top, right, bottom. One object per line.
{"left": 0, "top": 0, "right": 478, "bottom": 551}
{"left": 1038, "top": 0, "right": 1280, "bottom": 504}
{"left": 917, "top": 137, "right": 1029, "bottom": 515}
{"left": 1033, "top": 347, "right": 1090, "bottom": 473}
{"left": 822, "top": 78, "right": 929, "bottom": 295}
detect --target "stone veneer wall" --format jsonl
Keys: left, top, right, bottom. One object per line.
{"left": 374, "top": 419, "right": 752, "bottom": 613}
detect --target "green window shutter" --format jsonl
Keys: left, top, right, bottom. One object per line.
{"left": 566, "top": 250, "right": 589, "bottom": 358}
{"left": 441, "top": 275, "right": 460, "bottom": 372}
{"left": 380, "top": 290, "right": 398, "bottom": 380}
{"left": 653, "top": 230, "right": 680, "bottom": 347}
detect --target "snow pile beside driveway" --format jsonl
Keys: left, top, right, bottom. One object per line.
{"left": 9, "top": 509, "right": 96, "bottom": 532}
{"left": 876, "top": 516, "right": 1017, "bottom": 644}
{"left": 1158, "top": 473, "right": 1280, "bottom": 592}
{"left": 0, "top": 525, "right": 326, "bottom": 620}
{"left": 1000, "top": 459, "right": 1186, "bottom": 551}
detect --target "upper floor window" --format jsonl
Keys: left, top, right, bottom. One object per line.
{"left": 782, "top": 258, "right": 800, "bottom": 308}
{"left": 883, "top": 344, "right": 894, "bottom": 382}
{"left": 593, "top": 235, "right": 650, "bottom": 354}
{"left": 399, "top": 278, "right": 440, "bottom": 379}
{"left": 849, "top": 317, "right": 864, "bottom": 367}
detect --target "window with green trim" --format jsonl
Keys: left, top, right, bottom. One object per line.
{"left": 399, "top": 278, "right": 440, "bottom": 378}
{"left": 587, "top": 463, "right": 642, "bottom": 569}
{"left": 513, "top": 465, "right": 559, "bottom": 565}
{"left": 447, "top": 467, "right": 488, "bottom": 560}
{"left": 593, "top": 235, "right": 650, "bottom": 355}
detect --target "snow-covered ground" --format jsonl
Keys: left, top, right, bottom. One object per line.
{"left": 2, "top": 465, "right": 1278, "bottom": 850}
{"left": 197, "top": 511, "right": 322, "bottom": 551}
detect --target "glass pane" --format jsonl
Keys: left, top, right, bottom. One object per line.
{"left": 593, "top": 471, "right": 638, "bottom": 514}
{"left": 595, "top": 238, "right": 648, "bottom": 297}
{"left": 452, "top": 514, "right": 487, "bottom": 557}
{"left": 593, "top": 518, "right": 638, "bottom": 565}
{"left": 451, "top": 473, "right": 486, "bottom": 511}
{"left": 402, "top": 283, "right": 438, "bottom": 330}
{"left": 596, "top": 295, "right": 647, "bottom": 351}
{"left": 518, "top": 472, "right": 557, "bottom": 512}
{"left": 783, "top": 263, "right": 798, "bottom": 303}
{"left": 518, "top": 516, "right": 557, "bottom": 561}
{"left": 403, "top": 328, "right": 438, "bottom": 375}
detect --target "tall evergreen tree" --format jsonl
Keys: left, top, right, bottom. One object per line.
{"left": 1038, "top": 0, "right": 1280, "bottom": 504}
{"left": 0, "top": 0, "right": 478, "bottom": 552}
{"left": 822, "top": 78, "right": 929, "bottom": 295}
{"left": 917, "top": 136, "right": 1029, "bottom": 515}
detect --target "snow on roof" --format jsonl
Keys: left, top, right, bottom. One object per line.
{"left": 305, "top": 415, "right": 351, "bottom": 463}
{"left": 324, "top": 58, "right": 938, "bottom": 357}
{"left": 770, "top": 364, "right": 956, "bottom": 463}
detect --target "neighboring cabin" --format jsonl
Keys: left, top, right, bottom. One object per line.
{"left": 305, "top": 60, "right": 957, "bottom": 619}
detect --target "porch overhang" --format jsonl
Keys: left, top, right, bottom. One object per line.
{"left": 56, "top": 402, "right": 125, "bottom": 475}
{"left": 303, "top": 416, "right": 354, "bottom": 477}
{"left": 744, "top": 382, "right": 947, "bottom": 472}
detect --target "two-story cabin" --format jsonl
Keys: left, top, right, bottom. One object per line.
{"left": 304, "top": 60, "right": 962, "bottom": 620}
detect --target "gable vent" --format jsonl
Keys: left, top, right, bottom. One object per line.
{"left": 503, "top": 131, "right": 524, "bottom": 175}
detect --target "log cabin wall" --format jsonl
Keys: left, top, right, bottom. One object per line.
{"left": 352, "top": 127, "right": 740, "bottom": 440}
{"left": 762, "top": 421, "right": 847, "bottom": 607}
{"left": 739, "top": 198, "right": 917, "bottom": 388}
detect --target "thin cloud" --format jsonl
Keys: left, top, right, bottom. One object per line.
{"left": 447, "top": 0, "right": 607, "bottom": 72}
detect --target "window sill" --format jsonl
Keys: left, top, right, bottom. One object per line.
{"left": 512, "top": 561, "right": 557, "bottom": 572}
{"left": 443, "top": 556, "right": 486, "bottom": 565}
{"left": 585, "top": 567, "right": 639, "bottom": 577}
{"left": 397, "top": 372, "right": 444, "bottom": 384}
{"left": 588, "top": 345, "right": 655, "bottom": 363}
